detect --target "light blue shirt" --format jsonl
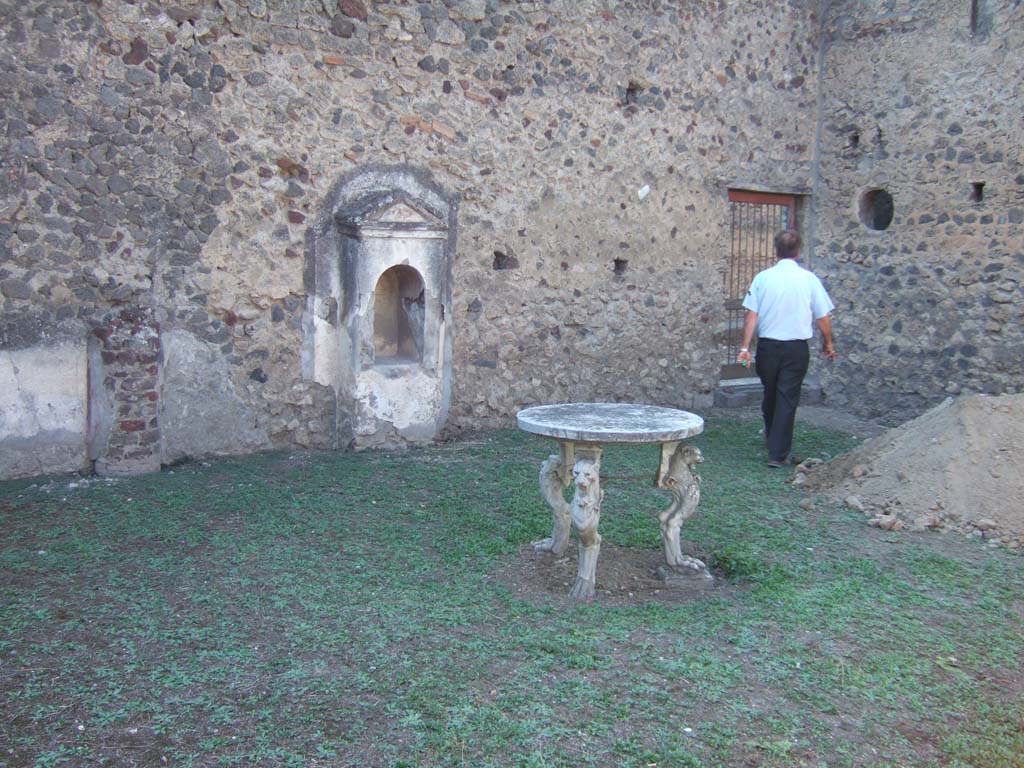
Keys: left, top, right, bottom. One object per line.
{"left": 742, "top": 258, "right": 834, "bottom": 341}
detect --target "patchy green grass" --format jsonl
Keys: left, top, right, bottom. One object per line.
{"left": 0, "top": 416, "right": 1021, "bottom": 767}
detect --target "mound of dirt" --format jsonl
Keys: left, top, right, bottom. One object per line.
{"left": 804, "top": 393, "right": 1024, "bottom": 550}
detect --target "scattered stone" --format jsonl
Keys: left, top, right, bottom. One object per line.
{"left": 121, "top": 37, "right": 148, "bottom": 65}
{"left": 108, "top": 175, "right": 131, "bottom": 194}
{"left": 1, "top": 278, "right": 32, "bottom": 299}
{"left": 330, "top": 15, "right": 356, "bottom": 38}
{"left": 973, "top": 518, "right": 998, "bottom": 531}
{"left": 432, "top": 121, "right": 457, "bottom": 141}
{"left": 449, "top": 0, "right": 487, "bottom": 22}
{"left": 870, "top": 514, "right": 902, "bottom": 531}
{"left": 125, "top": 68, "right": 156, "bottom": 86}
{"left": 384, "top": 19, "right": 413, "bottom": 42}
{"left": 434, "top": 20, "right": 466, "bottom": 45}
{"left": 851, "top": 463, "right": 869, "bottom": 478}
{"left": 337, "top": 0, "right": 368, "bottom": 22}
{"left": 844, "top": 495, "right": 866, "bottom": 513}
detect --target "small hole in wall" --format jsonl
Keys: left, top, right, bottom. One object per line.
{"left": 970, "top": 181, "right": 985, "bottom": 202}
{"left": 492, "top": 250, "right": 519, "bottom": 270}
{"left": 849, "top": 131, "right": 860, "bottom": 149}
{"left": 858, "top": 188, "right": 894, "bottom": 231}
{"left": 625, "top": 81, "right": 642, "bottom": 105}
{"left": 613, "top": 257, "right": 628, "bottom": 276}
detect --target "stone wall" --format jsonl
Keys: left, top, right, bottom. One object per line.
{"left": 1, "top": 0, "right": 823, "bottom": 476}
{"left": 3, "top": 0, "right": 1019, "bottom": 479}
{"left": 811, "top": 0, "right": 1024, "bottom": 419}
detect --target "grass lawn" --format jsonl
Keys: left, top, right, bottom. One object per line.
{"left": 1, "top": 415, "right": 1021, "bottom": 767}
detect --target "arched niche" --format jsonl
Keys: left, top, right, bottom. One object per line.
{"left": 373, "top": 265, "right": 425, "bottom": 363}
{"left": 303, "top": 165, "right": 457, "bottom": 447}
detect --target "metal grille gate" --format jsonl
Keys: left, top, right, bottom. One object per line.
{"left": 721, "top": 190, "right": 797, "bottom": 379}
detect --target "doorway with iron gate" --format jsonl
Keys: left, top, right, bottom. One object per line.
{"left": 720, "top": 189, "right": 798, "bottom": 382}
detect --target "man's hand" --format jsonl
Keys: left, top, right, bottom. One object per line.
{"left": 738, "top": 310, "right": 758, "bottom": 368}
{"left": 815, "top": 315, "right": 836, "bottom": 360}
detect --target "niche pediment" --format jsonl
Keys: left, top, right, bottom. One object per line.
{"left": 368, "top": 199, "right": 443, "bottom": 227}
{"left": 336, "top": 192, "right": 446, "bottom": 233}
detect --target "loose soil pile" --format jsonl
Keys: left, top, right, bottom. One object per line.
{"left": 804, "top": 393, "right": 1024, "bottom": 550}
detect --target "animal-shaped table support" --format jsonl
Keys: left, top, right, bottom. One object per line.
{"left": 519, "top": 403, "right": 708, "bottom": 600}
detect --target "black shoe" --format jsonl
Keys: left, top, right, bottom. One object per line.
{"left": 767, "top": 459, "right": 789, "bottom": 468}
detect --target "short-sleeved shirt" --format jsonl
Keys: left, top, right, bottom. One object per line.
{"left": 742, "top": 258, "right": 834, "bottom": 341}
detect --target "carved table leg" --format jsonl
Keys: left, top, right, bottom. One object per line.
{"left": 568, "top": 446, "right": 603, "bottom": 599}
{"left": 655, "top": 442, "right": 712, "bottom": 579}
{"left": 532, "top": 453, "right": 571, "bottom": 555}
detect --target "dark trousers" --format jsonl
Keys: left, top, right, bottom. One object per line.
{"left": 755, "top": 339, "right": 810, "bottom": 462}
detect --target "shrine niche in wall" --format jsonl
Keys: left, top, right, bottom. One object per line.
{"left": 373, "top": 265, "right": 425, "bottom": 364}
{"left": 303, "top": 166, "right": 457, "bottom": 448}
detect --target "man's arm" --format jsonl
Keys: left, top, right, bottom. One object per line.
{"left": 737, "top": 310, "right": 758, "bottom": 367}
{"left": 816, "top": 315, "right": 837, "bottom": 360}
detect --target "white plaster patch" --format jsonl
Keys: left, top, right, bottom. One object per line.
{"left": 311, "top": 315, "right": 341, "bottom": 388}
{"left": 354, "top": 366, "right": 443, "bottom": 439}
{"left": 0, "top": 345, "right": 87, "bottom": 440}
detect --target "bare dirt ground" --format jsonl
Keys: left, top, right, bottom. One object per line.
{"left": 800, "top": 394, "right": 1024, "bottom": 550}
{"left": 497, "top": 541, "right": 732, "bottom": 609}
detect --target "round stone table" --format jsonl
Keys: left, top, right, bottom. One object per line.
{"left": 517, "top": 403, "right": 707, "bottom": 599}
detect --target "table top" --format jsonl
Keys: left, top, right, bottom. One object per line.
{"left": 516, "top": 403, "right": 704, "bottom": 444}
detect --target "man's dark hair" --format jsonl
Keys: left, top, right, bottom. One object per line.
{"left": 774, "top": 229, "right": 801, "bottom": 259}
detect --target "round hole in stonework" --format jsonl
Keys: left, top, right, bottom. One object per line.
{"left": 858, "top": 188, "right": 894, "bottom": 231}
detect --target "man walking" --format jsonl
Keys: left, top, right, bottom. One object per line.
{"left": 737, "top": 229, "right": 836, "bottom": 467}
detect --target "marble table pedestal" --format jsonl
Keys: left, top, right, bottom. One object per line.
{"left": 517, "top": 403, "right": 708, "bottom": 599}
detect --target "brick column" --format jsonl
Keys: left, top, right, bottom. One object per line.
{"left": 89, "top": 308, "right": 162, "bottom": 476}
